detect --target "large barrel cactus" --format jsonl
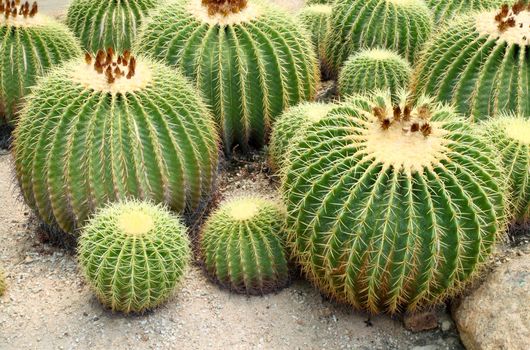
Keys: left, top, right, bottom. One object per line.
{"left": 269, "top": 102, "right": 334, "bottom": 172}
{"left": 338, "top": 49, "right": 411, "bottom": 99}
{"left": 412, "top": 2, "right": 530, "bottom": 121}
{"left": 200, "top": 196, "right": 289, "bottom": 294}
{"left": 482, "top": 114, "right": 529, "bottom": 223}
{"left": 79, "top": 200, "right": 191, "bottom": 313}
{"left": 425, "top": 0, "right": 510, "bottom": 23}
{"left": 282, "top": 90, "right": 507, "bottom": 313}
{"left": 323, "top": 0, "right": 432, "bottom": 77}
{"left": 66, "top": 0, "right": 158, "bottom": 54}
{"left": 135, "top": 0, "right": 319, "bottom": 154}
{"left": 297, "top": 5, "right": 331, "bottom": 59}
{"left": 0, "top": 1, "right": 82, "bottom": 124}
{"left": 13, "top": 50, "right": 219, "bottom": 235}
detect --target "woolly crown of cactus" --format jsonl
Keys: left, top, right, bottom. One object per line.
{"left": 269, "top": 101, "right": 335, "bottom": 172}
{"left": 200, "top": 196, "right": 290, "bottom": 294}
{"left": 338, "top": 48, "right": 412, "bottom": 100}
{"left": 412, "top": 2, "right": 530, "bottom": 120}
{"left": 78, "top": 200, "right": 191, "bottom": 313}
{"left": 323, "top": 0, "right": 432, "bottom": 77}
{"left": 297, "top": 4, "right": 332, "bottom": 59}
{"left": 282, "top": 90, "right": 507, "bottom": 314}
{"left": 425, "top": 0, "right": 511, "bottom": 23}
{"left": 13, "top": 50, "right": 219, "bottom": 235}
{"left": 0, "top": 0, "right": 82, "bottom": 124}
{"left": 482, "top": 113, "right": 529, "bottom": 223}
{"left": 66, "top": 0, "right": 159, "bottom": 54}
{"left": 135, "top": 0, "right": 319, "bottom": 154}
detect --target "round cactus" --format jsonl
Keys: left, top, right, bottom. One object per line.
{"left": 323, "top": 0, "right": 432, "bottom": 77}
{"left": 297, "top": 5, "right": 331, "bottom": 58}
{"left": 482, "top": 114, "right": 529, "bottom": 223}
{"left": 0, "top": 266, "right": 6, "bottom": 296}
{"left": 412, "top": 2, "right": 530, "bottom": 121}
{"left": 338, "top": 49, "right": 411, "bottom": 99}
{"left": 78, "top": 200, "right": 191, "bottom": 313}
{"left": 269, "top": 102, "right": 334, "bottom": 172}
{"left": 282, "top": 90, "right": 507, "bottom": 313}
{"left": 0, "top": 1, "right": 82, "bottom": 124}
{"left": 135, "top": 0, "right": 319, "bottom": 154}
{"left": 13, "top": 50, "right": 219, "bottom": 235}
{"left": 425, "top": 0, "right": 510, "bottom": 23}
{"left": 66, "top": 0, "right": 158, "bottom": 54}
{"left": 200, "top": 196, "right": 290, "bottom": 294}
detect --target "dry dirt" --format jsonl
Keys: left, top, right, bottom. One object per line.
{"left": 0, "top": 1, "right": 528, "bottom": 350}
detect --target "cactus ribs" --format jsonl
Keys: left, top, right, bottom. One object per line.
{"left": 85, "top": 48, "right": 137, "bottom": 84}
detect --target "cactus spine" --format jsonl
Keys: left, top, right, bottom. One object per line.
{"left": 282, "top": 90, "right": 506, "bottom": 313}
{"left": 482, "top": 114, "right": 529, "bottom": 223}
{"left": 297, "top": 5, "right": 332, "bottom": 59}
{"left": 338, "top": 49, "right": 411, "bottom": 99}
{"left": 13, "top": 50, "right": 219, "bottom": 235}
{"left": 425, "top": 0, "right": 511, "bottom": 23}
{"left": 135, "top": 0, "right": 319, "bottom": 154}
{"left": 66, "top": 0, "right": 158, "bottom": 54}
{"left": 269, "top": 102, "right": 334, "bottom": 172}
{"left": 200, "top": 196, "right": 290, "bottom": 294}
{"left": 78, "top": 200, "right": 191, "bottom": 313}
{"left": 412, "top": 2, "right": 530, "bottom": 121}
{"left": 0, "top": 1, "right": 82, "bottom": 124}
{"left": 323, "top": 0, "right": 432, "bottom": 77}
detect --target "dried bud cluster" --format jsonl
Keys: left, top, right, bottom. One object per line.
{"left": 495, "top": 1, "right": 530, "bottom": 34}
{"left": 85, "top": 48, "right": 137, "bottom": 84}
{"left": 374, "top": 103, "right": 432, "bottom": 137}
{"left": 0, "top": 0, "right": 37, "bottom": 20}
{"left": 202, "top": 0, "right": 247, "bottom": 16}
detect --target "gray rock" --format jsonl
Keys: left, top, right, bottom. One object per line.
{"left": 453, "top": 254, "right": 530, "bottom": 350}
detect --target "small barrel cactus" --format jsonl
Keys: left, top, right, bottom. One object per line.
{"left": 297, "top": 5, "right": 332, "bottom": 59}
{"left": 282, "top": 90, "right": 507, "bottom": 313}
{"left": 269, "top": 102, "right": 334, "bottom": 172}
{"left": 200, "top": 196, "right": 290, "bottom": 294}
{"left": 323, "top": 0, "right": 432, "bottom": 77}
{"left": 0, "top": 266, "right": 6, "bottom": 296}
{"left": 412, "top": 2, "right": 530, "bottom": 121}
{"left": 0, "top": 1, "right": 82, "bottom": 124}
{"left": 338, "top": 49, "right": 411, "bottom": 99}
{"left": 425, "top": 0, "right": 510, "bottom": 23}
{"left": 135, "top": 0, "right": 319, "bottom": 154}
{"left": 78, "top": 200, "right": 191, "bottom": 313}
{"left": 482, "top": 114, "right": 529, "bottom": 223}
{"left": 13, "top": 50, "right": 219, "bottom": 235}
{"left": 66, "top": 0, "right": 159, "bottom": 54}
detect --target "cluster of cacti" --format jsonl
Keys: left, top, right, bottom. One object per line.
{"left": 425, "top": 0, "right": 509, "bottom": 23}
{"left": 13, "top": 49, "right": 219, "bottom": 234}
{"left": 323, "top": 0, "right": 432, "bottom": 77}
{"left": 200, "top": 196, "right": 290, "bottom": 294}
{"left": 66, "top": 0, "right": 158, "bottom": 54}
{"left": 268, "top": 102, "right": 334, "bottom": 171}
{"left": 297, "top": 4, "right": 331, "bottom": 59}
{"left": 78, "top": 200, "right": 191, "bottom": 313}
{"left": 0, "top": 0, "right": 82, "bottom": 124}
{"left": 135, "top": 0, "right": 319, "bottom": 154}
{"left": 281, "top": 90, "right": 507, "bottom": 313}
{"left": 482, "top": 114, "right": 529, "bottom": 223}
{"left": 0, "top": 266, "right": 6, "bottom": 296}
{"left": 412, "top": 2, "right": 530, "bottom": 121}
{"left": 338, "top": 49, "right": 411, "bottom": 99}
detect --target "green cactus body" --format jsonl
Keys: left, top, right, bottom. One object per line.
{"left": 297, "top": 5, "right": 332, "bottom": 58}
{"left": 338, "top": 49, "right": 411, "bottom": 99}
{"left": 78, "top": 200, "right": 191, "bottom": 313}
{"left": 425, "top": 0, "right": 511, "bottom": 23}
{"left": 135, "top": 0, "right": 319, "bottom": 154}
{"left": 412, "top": 3, "right": 530, "bottom": 121}
{"left": 200, "top": 196, "right": 290, "bottom": 294}
{"left": 482, "top": 114, "right": 530, "bottom": 223}
{"left": 323, "top": 0, "right": 432, "bottom": 77}
{"left": 13, "top": 52, "right": 219, "bottom": 235}
{"left": 0, "top": 1, "right": 82, "bottom": 124}
{"left": 66, "top": 0, "right": 158, "bottom": 54}
{"left": 269, "top": 102, "right": 334, "bottom": 172}
{"left": 0, "top": 267, "right": 6, "bottom": 296}
{"left": 282, "top": 90, "right": 506, "bottom": 313}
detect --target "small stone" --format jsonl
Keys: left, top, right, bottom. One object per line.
{"left": 441, "top": 320, "right": 452, "bottom": 332}
{"left": 403, "top": 311, "right": 438, "bottom": 332}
